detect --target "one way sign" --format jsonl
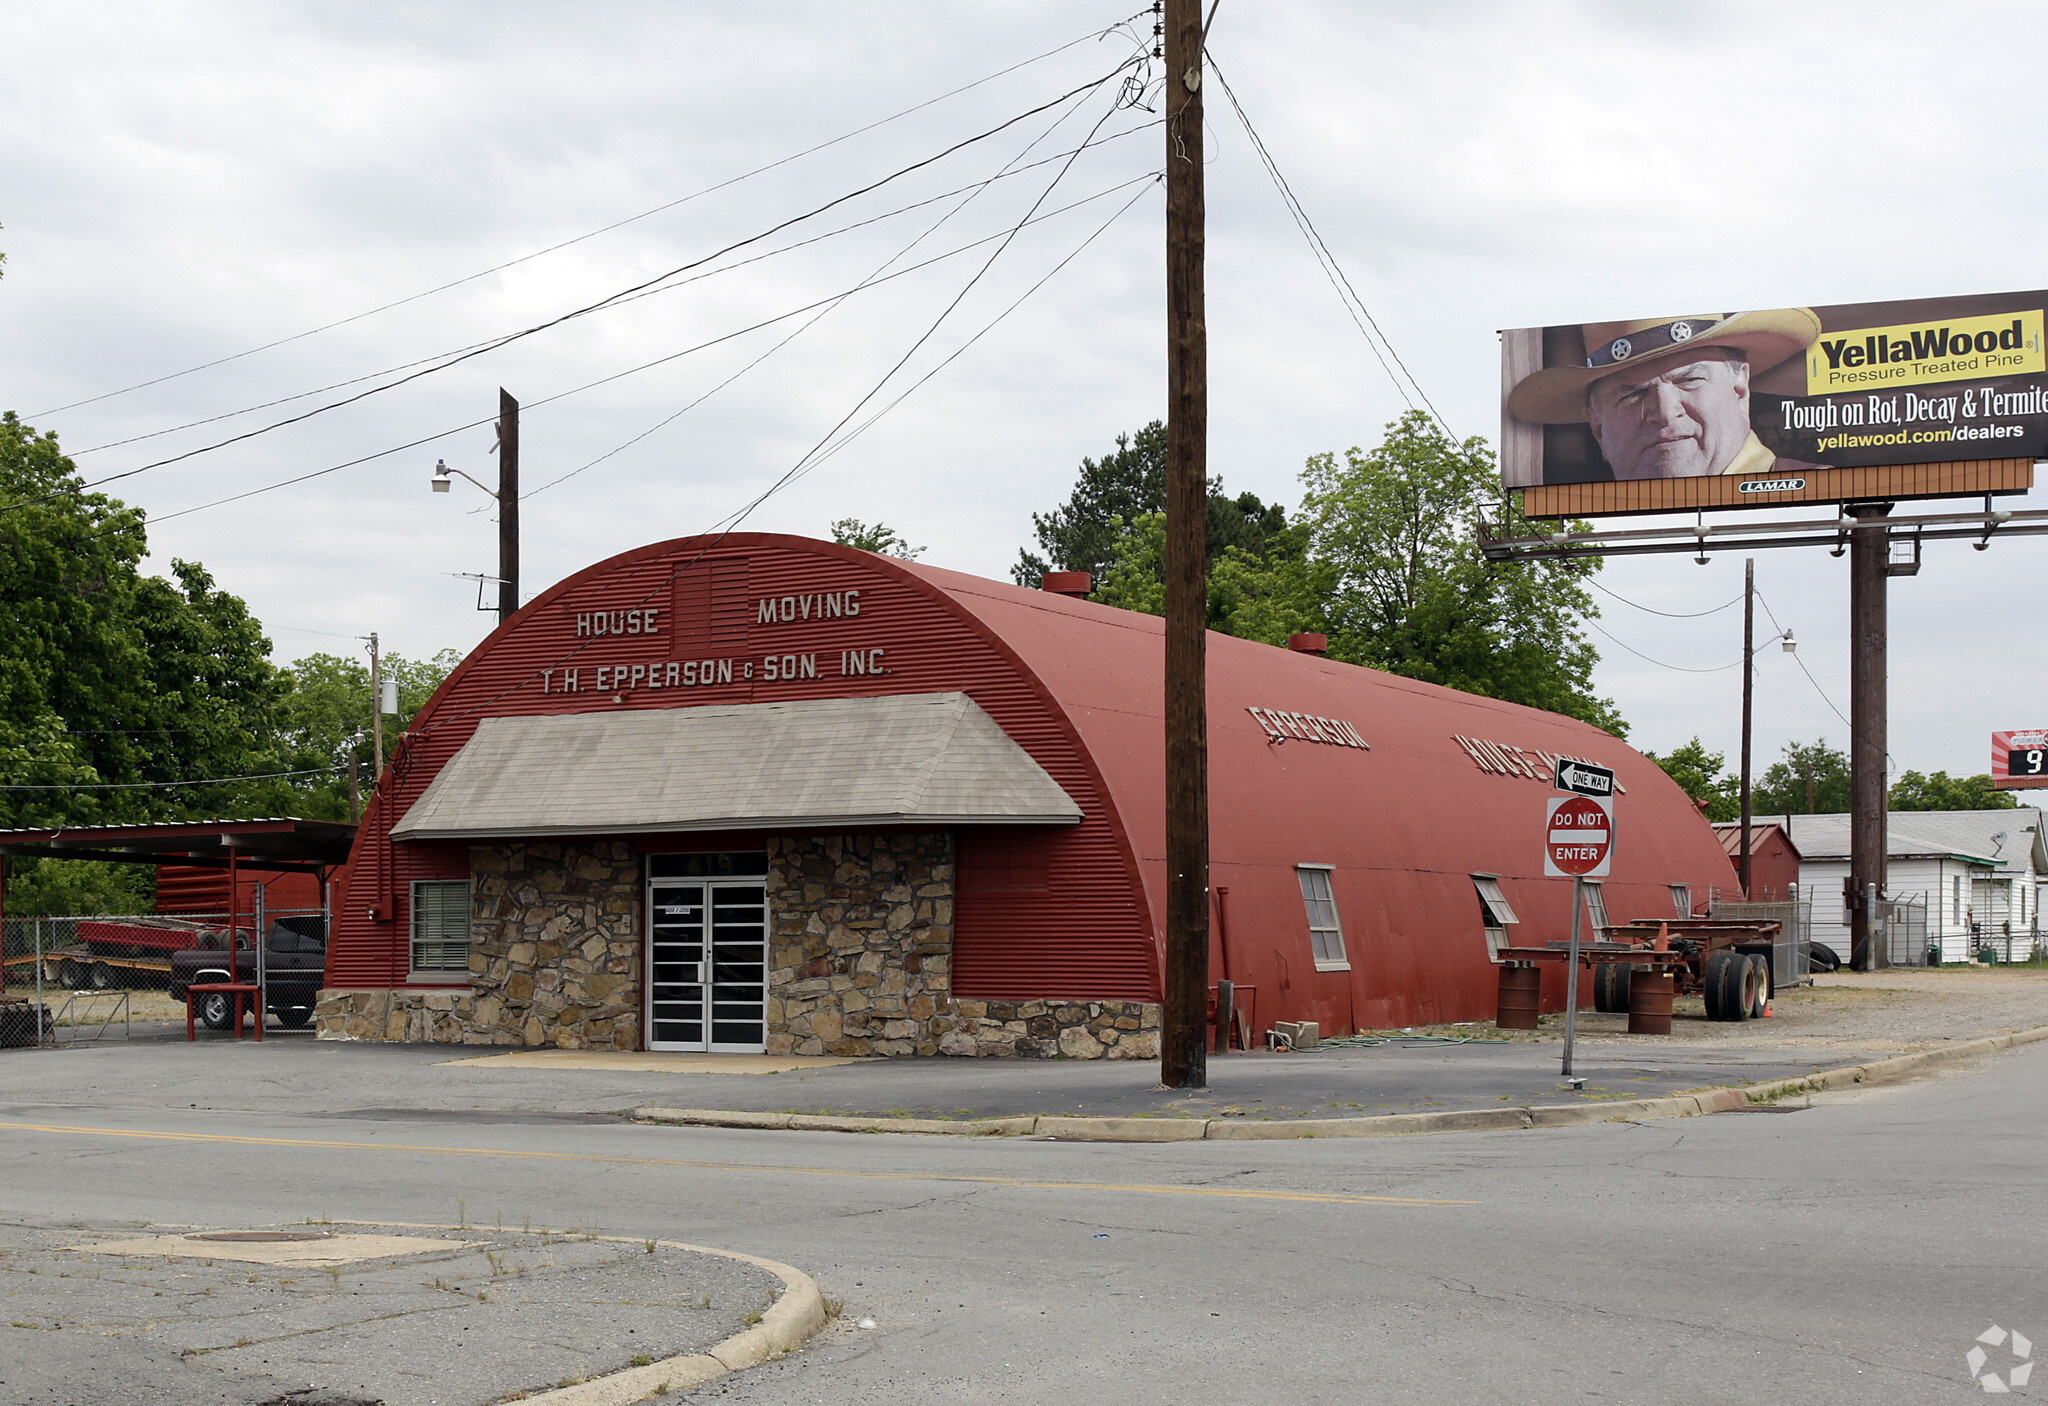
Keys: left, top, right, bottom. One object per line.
{"left": 1553, "top": 757, "right": 1615, "bottom": 799}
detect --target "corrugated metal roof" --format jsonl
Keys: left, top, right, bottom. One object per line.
{"left": 1710, "top": 821, "right": 1799, "bottom": 860}
{"left": 389, "top": 691, "right": 1082, "bottom": 841}
{"left": 1783, "top": 813, "right": 2011, "bottom": 866}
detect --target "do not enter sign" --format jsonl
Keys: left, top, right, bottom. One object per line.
{"left": 1544, "top": 794, "right": 1612, "bottom": 877}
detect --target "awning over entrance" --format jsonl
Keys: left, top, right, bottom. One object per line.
{"left": 390, "top": 691, "right": 1083, "bottom": 841}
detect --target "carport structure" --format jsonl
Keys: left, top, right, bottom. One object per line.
{"left": 0, "top": 819, "right": 356, "bottom": 1036}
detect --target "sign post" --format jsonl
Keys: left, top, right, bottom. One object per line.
{"left": 1545, "top": 791, "right": 1613, "bottom": 1079}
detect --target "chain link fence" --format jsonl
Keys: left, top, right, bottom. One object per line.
{"left": 2, "top": 910, "right": 325, "bottom": 1045}
{"left": 1710, "top": 889, "right": 1815, "bottom": 988}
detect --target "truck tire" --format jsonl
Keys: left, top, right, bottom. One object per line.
{"left": 198, "top": 992, "right": 238, "bottom": 1032}
{"left": 275, "top": 1008, "right": 313, "bottom": 1030}
{"left": 88, "top": 962, "right": 114, "bottom": 991}
{"left": 1747, "top": 954, "right": 1771, "bottom": 1019}
{"left": 58, "top": 959, "right": 86, "bottom": 990}
{"left": 1593, "top": 962, "right": 1634, "bottom": 1013}
{"left": 1703, "top": 950, "right": 1751, "bottom": 1021}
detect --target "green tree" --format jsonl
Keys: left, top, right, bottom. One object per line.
{"left": 1014, "top": 420, "right": 1294, "bottom": 588}
{"left": 1889, "top": 770, "right": 2017, "bottom": 812}
{"left": 1300, "top": 412, "right": 1624, "bottom": 735}
{"left": 830, "top": 519, "right": 924, "bottom": 560}
{"left": 1752, "top": 738, "right": 1852, "bottom": 815}
{"left": 1644, "top": 737, "right": 1739, "bottom": 821}
{"left": 256, "top": 648, "right": 463, "bottom": 820}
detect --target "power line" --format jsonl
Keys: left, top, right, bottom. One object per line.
{"left": 2, "top": 59, "right": 1146, "bottom": 518}
{"left": 1589, "top": 579, "right": 1743, "bottom": 618}
{"left": 0, "top": 765, "right": 341, "bottom": 791}
{"left": 1207, "top": 56, "right": 1454, "bottom": 441}
{"left": 63, "top": 122, "right": 1161, "bottom": 463}
{"left": 1755, "top": 591, "right": 1853, "bottom": 730}
{"left": 129, "top": 174, "right": 1157, "bottom": 533}
{"left": 1584, "top": 617, "right": 1741, "bottom": 674}
{"left": 27, "top": 19, "right": 1144, "bottom": 421}
{"left": 524, "top": 68, "right": 1132, "bottom": 501}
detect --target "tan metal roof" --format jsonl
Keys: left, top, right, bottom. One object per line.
{"left": 390, "top": 691, "right": 1082, "bottom": 841}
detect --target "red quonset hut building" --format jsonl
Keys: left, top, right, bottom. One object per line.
{"left": 317, "top": 533, "right": 1731, "bottom": 1055}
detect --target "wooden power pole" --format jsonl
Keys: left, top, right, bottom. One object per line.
{"left": 1160, "top": 0, "right": 1210, "bottom": 1089}
{"left": 498, "top": 388, "right": 520, "bottom": 624}
{"left": 368, "top": 631, "right": 384, "bottom": 782}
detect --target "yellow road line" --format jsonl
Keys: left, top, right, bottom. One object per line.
{"left": 0, "top": 1120, "right": 1475, "bottom": 1207}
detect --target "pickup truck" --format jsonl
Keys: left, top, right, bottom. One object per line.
{"left": 168, "top": 919, "right": 326, "bottom": 1030}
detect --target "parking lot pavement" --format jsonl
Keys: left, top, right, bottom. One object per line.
{"left": 0, "top": 1219, "right": 780, "bottom": 1406}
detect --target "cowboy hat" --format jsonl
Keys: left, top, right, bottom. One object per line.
{"left": 1507, "top": 308, "right": 1821, "bottom": 424}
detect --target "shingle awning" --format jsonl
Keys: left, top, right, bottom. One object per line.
{"left": 390, "top": 691, "right": 1082, "bottom": 841}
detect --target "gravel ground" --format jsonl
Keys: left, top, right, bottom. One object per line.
{"left": 1373, "top": 965, "right": 2048, "bottom": 1056}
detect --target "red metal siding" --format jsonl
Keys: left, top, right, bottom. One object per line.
{"left": 327, "top": 537, "right": 1157, "bottom": 999}
{"left": 156, "top": 866, "right": 323, "bottom": 917}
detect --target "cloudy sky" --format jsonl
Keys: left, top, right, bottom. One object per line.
{"left": 4, "top": 1, "right": 2042, "bottom": 782}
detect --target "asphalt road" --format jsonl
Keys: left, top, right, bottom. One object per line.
{"left": 3, "top": 1042, "right": 2042, "bottom": 1404}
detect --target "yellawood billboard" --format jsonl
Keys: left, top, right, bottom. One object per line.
{"left": 1501, "top": 290, "right": 2043, "bottom": 518}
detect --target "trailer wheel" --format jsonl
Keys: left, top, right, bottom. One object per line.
{"left": 198, "top": 992, "right": 238, "bottom": 1032}
{"left": 1703, "top": 950, "right": 1751, "bottom": 1021}
{"left": 1746, "top": 955, "right": 1771, "bottom": 1019}
{"left": 58, "top": 959, "right": 86, "bottom": 990}
{"left": 88, "top": 962, "right": 114, "bottom": 991}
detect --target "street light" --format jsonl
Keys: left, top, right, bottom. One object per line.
{"left": 428, "top": 390, "right": 520, "bottom": 626}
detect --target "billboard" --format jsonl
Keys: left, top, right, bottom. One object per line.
{"left": 1502, "top": 290, "right": 2044, "bottom": 519}
{"left": 1991, "top": 729, "right": 2048, "bottom": 790}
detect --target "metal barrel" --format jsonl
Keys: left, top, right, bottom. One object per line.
{"left": 1627, "top": 969, "right": 1675, "bottom": 1035}
{"left": 1495, "top": 963, "right": 1542, "bottom": 1030}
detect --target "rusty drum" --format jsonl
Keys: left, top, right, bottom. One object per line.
{"left": 1627, "top": 969, "right": 1675, "bottom": 1035}
{"left": 1495, "top": 962, "right": 1541, "bottom": 1030}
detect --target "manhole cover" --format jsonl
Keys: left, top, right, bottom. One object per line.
{"left": 185, "top": 1231, "right": 339, "bottom": 1243}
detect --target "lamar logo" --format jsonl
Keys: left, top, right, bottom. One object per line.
{"left": 1738, "top": 478, "right": 1806, "bottom": 493}
{"left": 1966, "top": 1324, "right": 2032, "bottom": 1393}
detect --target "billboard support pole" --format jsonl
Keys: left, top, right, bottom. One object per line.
{"left": 1160, "top": 0, "right": 1209, "bottom": 1090}
{"left": 1849, "top": 504, "right": 1891, "bottom": 970}
{"left": 1739, "top": 557, "right": 1754, "bottom": 898}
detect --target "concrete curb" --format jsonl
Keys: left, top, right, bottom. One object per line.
{"left": 364, "top": 1221, "right": 827, "bottom": 1405}
{"left": 629, "top": 1022, "right": 2048, "bottom": 1144}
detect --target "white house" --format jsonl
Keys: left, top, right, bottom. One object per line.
{"left": 1784, "top": 809, "right": 2045, "bottom": 963}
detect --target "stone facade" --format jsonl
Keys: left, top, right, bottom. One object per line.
{"left": 318, "top": 832, "right": 1161, "bottom": 1059}
{"left": 767, "top": 833, "right": 954, "bottom": 1057}
{"left": 316, "top": 840, "right": 642, "bottom": 1048}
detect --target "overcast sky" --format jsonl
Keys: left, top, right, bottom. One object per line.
{"left": 4, "top": 1, "right": 2042, "bottom": 783}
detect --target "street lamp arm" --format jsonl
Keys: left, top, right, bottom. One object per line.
{"left": 432, "top": 459, "right": 499, "bottom": 498}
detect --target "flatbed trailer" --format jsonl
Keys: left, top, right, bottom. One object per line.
{"left": 4, "top": 946, "right": 180, "bottom": 991}
{"left": 1499, "top": 919, "right": 1785, "bottom": 1023}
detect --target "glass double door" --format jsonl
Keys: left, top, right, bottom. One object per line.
{"left": 646, "top": 880, "right": 767, "bottom": 1052}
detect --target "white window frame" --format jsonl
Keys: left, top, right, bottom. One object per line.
{"left": 1473, "top": 874, "right": 1518, "bottom": 963}
{"left": 1581, "top": 881, "right": 1611, "bottom": 936}
{"left": 1295, "top": 865, "right": 1350, "bottom": 971}
{"left": 1669, "top": 884, "right": 1692, "bottom": 918}
{"left": 409, "top": 879, "right": 474, "bottom": 983}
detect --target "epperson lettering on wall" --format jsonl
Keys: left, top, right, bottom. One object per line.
{"left": 1500, "top": 289, "right": 2048, "bottom": 507}
{"left": 542, "top": 583, "right": 886, "bottom": 695}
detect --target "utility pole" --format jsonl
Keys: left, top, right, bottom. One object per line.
{"left": 1160, "top": 0, "right": 1210, "bottom": 1090}
{"left": 369, "top": 632, "right": 385, "bottom": 783}
{"left": 498, "top": 389, "right": 520, "bottom": 624}
{"left": 1849, "top": 503, "right": 1891, "bottom": 969}
{"left": 1739, "top": 558, "right": 1754, "bottom": 898}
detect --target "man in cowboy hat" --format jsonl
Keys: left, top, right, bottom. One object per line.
{"left": 1508, "top": 309, "right": 1828, "bottom": 481}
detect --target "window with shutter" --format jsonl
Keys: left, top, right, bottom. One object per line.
{"left": 410, "top": 880, "right": 473, "bottom": 981}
